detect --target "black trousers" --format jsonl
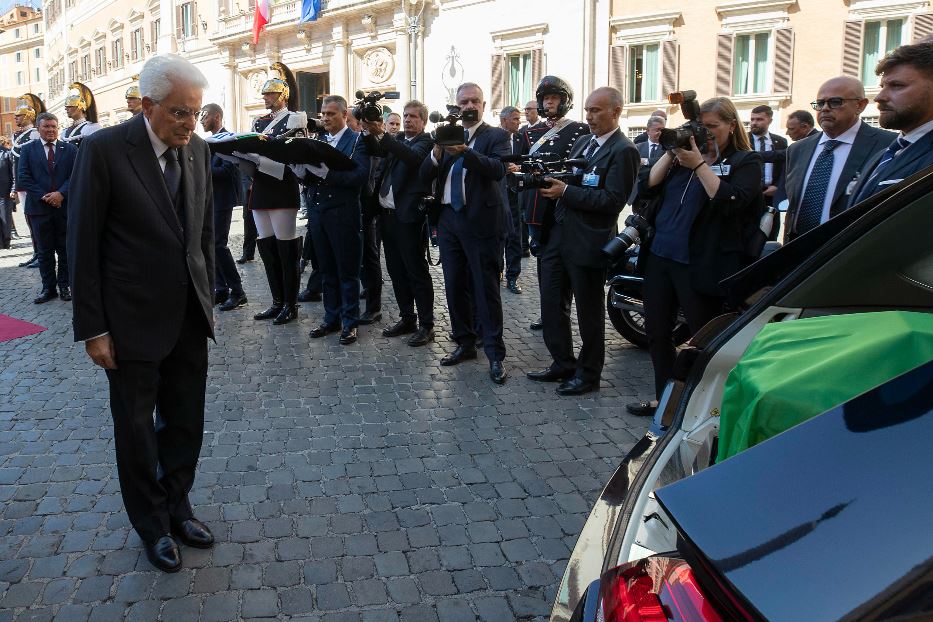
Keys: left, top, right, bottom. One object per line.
{"left": 301, "top": 205, "right": 322, "bottom": 294}
{"left": 309, "top": 206, "right": 362, "bottom": 329}
{"left": 438, "top": 207, "right": 505, "bottom": 362}
{"left": 213, "top": 208, "right": 242, "bottom": 295}
{"left": 241, "top": 203, "right": 257, "bottom": 259}
{"left": 539, "top": 224, "right": 607, "bottom": 382}
{"left": 31, "top": 210, "right": 68, "bottom": 290}
{"left": 643, "top": 253, "right": 724, "bottom": 399}
{"left": 381, "top": 210, "right": 434, "bottom": 328}
{"left": 504, "top": 192, "right": 523, "bottom": 280}
{"left": 104, "top": 287, "right": 208, "bottom": 543}
{"left": 361, "top": 212, "right": 383, "bottom": 314}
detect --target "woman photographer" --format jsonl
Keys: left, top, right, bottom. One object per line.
{"left": 627, "top": 97, "right": 763, "bottom": 417}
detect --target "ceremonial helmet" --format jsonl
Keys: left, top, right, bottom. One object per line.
{"left": 535, "top": 75, "right": 574, "bottom": 118}
{"left": 65, "top": 82, "right": 99, "bottom": 122}
{"left": 260, "top": 62, "right": 299, "bottom": 110}
{"left": 125, "top": 74, "right": 141, "bottom": 99}
{"left": 14, "top": 93, "right": 45, "bottom": 121}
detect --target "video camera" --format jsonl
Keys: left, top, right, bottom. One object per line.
{"left": 504, "top": 154, "right": 585, "bottom": 191}
{"left": 428, "top": 105, "right": 480, "bottom": 146}
{"left": 352, "top": 89, "right": 400, "bottom": 122}
{"left": 658, "top": 90, "right": 710, "bottom": 153}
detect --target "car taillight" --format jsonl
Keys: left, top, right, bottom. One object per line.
{"left": 599, "top": 557, "right": 725, "bottom": 622}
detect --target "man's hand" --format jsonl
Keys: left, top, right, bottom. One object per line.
{"left": 538, "top": 178, "right": 567, "bottom": 199}
{"left": 444, "top": 144, "right": 468, "bottom": 156}
{"left": 506, "top": 163, "right": 520, "bottom": 174}
{"left": 42, "top": 191, "right": 64, "bottom": 208}
{"left": 432, "top": 144, "right": 444, "bottom": 161}
{"left": 763, "top": 185, "right": 777, "bottom": 197}
{"left": 8, "top": 192, "right": 15, "bottom": 200}
{"left": 86, "top": 334, "right": 118, "bottom": 370}
{"left": 361, "top": 119, "right": 384, "bottom": 137}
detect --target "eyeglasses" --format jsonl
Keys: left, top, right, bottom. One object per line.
{"left": 810, "top": 98, "right": 861, "bottom": 111}
{"left": 153, "top": 100, "right": 200, "bottom": 121}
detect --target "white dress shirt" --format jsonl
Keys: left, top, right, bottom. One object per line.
{"left": 753, "top": 132, "right": 774, "bottom": 185}
{"left": 800, "top": 120, "right": 862, "bottom": 225}
{"left": 378, "top": 135, "right": 413, "bottom": 210}
{"left": 900, "top": 117, "right": 933, "bottom": 147}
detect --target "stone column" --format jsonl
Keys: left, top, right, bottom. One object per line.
{"left": 329, "top": 21, "right": 348, "bottom": 98}
{"left": 159, "top": 0, "right": 175, "bottom": 53}
{"left": 223, "top": 50, "right": 239, "bottom": 129}
{"left": 394, "top": 16, "right": 411, "bottom": 100}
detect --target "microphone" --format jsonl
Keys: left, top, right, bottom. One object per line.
{"left": 428, "top": 111, "right": 445, "bottom": 124}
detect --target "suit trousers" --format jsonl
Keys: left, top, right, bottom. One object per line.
{"left": 104, "top": 286, "right": 208, "bottom": 543}
{"left": 213, "top": 208, "right": 243, "bottom": 295}
{"left": 302, "top": 219, "right": 322, "bottom": 294}
{"left": 361, "top": 212, "right": 383, "bottom": 314}
{"left": 539, "top": 223, "right": 607, "bottom": 382}
{"left": 0, "top": 198, "right": 13, "bottom": 249}
{"left": 241, "top": 203, "right": 257, "bottom": 259}
{"left": 643, "top": 253, "right": 724, "bottom": 399}
{"left": 437, "top": 207, "right": 505, "bottom": 362}
{"left": 504, "top": 192, "right": 523, "bottom": 280}
{"left": 309, "top": 206, "right": 362, "bottom": 329}
{"left": 31, "top": 209, "right": 68, "bottom": 290}
{"left": 381, "top": 210, "right": 434, "bottom": 328}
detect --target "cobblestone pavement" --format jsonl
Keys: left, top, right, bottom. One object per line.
{"left": 0, "top": 210, "right": 653, "bottom": 621}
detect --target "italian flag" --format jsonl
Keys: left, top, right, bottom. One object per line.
{"left": 252, "top": 0, "right": 270, "bottom": 44}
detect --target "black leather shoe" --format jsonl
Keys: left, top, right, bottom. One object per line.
{"left": 33, "top": 289, "right": 57, "bottom": 304}
{"left": 530, "top": 319, "right": 543, "bottom": 331}
{"left": 171, "top": 518, "right": 214, "bottom": 549}
{"left": 297, "top": 288, "right": 322, "bottom": 302}
{"left": 213, "top": 290, "right": 229, "bottom": 305}
{"left": 407, "top": 327, "right": 435, "bottom": 347}
{"left": 236, "top": 255, "right": 253, "bottom": 264}
{"left": 489, "top": 360, "right": 508, "bottom": 384}
{"left": 19, "top": 255, "right": 37, "bottom": 268}
{"left": 521, "top": 249, "right": 531, "bottom": 258}
{"left": 440, "top": 345, "right": 477, "bottom": 366}
{"left": 382, "top": 319, "right": 417, "bottom": 337}
{"left": 58, "top": 286, "right": 72, "bottom": 302}
{"left": 339, "top": 326, "right": 358, "bottom": 345}
{"left": 145, "top": 535, "right": 182, "bottom": 573}
{"left": 506, "top": 279, "right": 523, "bottom": 294}
{"left": 557, "top": 377, "right": 600, "bottom": 396}
{"left": 218, "top": 292, "right": 247, "bottom": 311}
{"left": 358, "top": 310, "right": 382, "bottom": 325}
{"left": 272, "top": 305, "right": 298, "bottom": 325}
{"left": 309, "top": 323, "right": 340, "bottom": 338}
{"left": 526, "top": 364, "right": 575, "bottom": 382}
{"left": 626, "top": 401, "right": 657, "bottom": 417}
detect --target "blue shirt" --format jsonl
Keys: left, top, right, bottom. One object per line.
{"left": 651, "top": 165, "right": 707, "bottom": 264}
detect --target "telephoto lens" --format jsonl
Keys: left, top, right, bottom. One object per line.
{"left": 602, "top": 214, "right": 650, "bottom": 261}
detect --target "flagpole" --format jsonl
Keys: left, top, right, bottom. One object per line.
{"left": 402, "top": 0, "right": 426, "bottom": 101}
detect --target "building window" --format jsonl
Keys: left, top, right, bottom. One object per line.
{"left": 507, "top": 52, "right": 532, "bottom": 109}
{"left": 81, "top": 54, "right": 91, "bottom": 80}
{"left": 33, "top": 23, "right": 39, "bottom": 34}
{"left": 180, "top": 3, "right": 195, "bottom": 39}
{"left": 14, "top": 28, "right": 20, "bottom": 38}
{"left": 35, "top": 68, "right": 40, "bottom": 82}
{"left": 113, "top": 38, "right": 124, "bottom": 68}
{"left": 69, "top": 60, "right": 78, "bottom": 82}
{"left": 733, "top": 32, "right": 770, "bottom": 95}
{"left": 15, "top": 52, "right": 21, "bottom": 63}
{"left": 862, "top": 19, "right": 904, "bottom": 86}
{"left": 16, "top": 71, "right": 23, "bottom": 85}
{"left": 130, "top": 28, "right": 144, "bottom": 61}
{"left": 34, "top": 47, "right": 41, "bottom": 59}
{"left": 628, "top": 43, "right": 661, "bottom": 103}
{"left": 152, "top": 19, "right": 161, "bottom": 45}
{"left": 95, "top": 46, "right": 106, "bottom": 75}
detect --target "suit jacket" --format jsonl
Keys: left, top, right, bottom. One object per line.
{"left": 0, "top": 147, "right": 16, "bottom": 197}
{"left": 211, "top": 127, "right": 242, "bottom": 212}
{"left": 632, "top": 140, "right": 665, "bottom": 202}
{"left": 363, "top": 131, "right": 434, "bottom": 223}
{"left": 67, "top": 113, "right": 215, "bottom": 361}
{"left": 17, "top": 138, "right": 78, "bottom": 216}
{"left": 783, "top": 123, "right": 896, "bottom": 242}
{"left": 560, "top": 129, "right": 639, "bottom": 268}
{"left": 304, "top": 128, "right": 370, "bottom": 213}
{"left": 849, "top": 129, "right": 933, "bottom": 206}
{"left": 419, "top": 122, "right": 510, "bottom": 239}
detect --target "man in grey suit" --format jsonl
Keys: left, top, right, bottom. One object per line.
{"left": 782, "top": 76, "right": 896, "bottom": 243}
{"left": 851, "top": 42, "right": 933, "bottom": 204}
{"left": 67, "top": 54, "right": 216, "bottom": 573}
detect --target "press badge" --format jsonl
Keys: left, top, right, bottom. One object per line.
{"left": 582, "top": 172, "right": 600, "bottom": 187}
{"left": 709, "top": 164, "right": 731, "bottom": 176}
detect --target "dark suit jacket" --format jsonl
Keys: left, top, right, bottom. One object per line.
{"left": 67, "top": 113, "right": 215, "bottom": 361}
{"left": 363, "top": 131, "right": 434, "bottom": 223}
{"left": 419, "top": 122, "right": 510, "bottom": 239}
{"left": 849, "top": 129, "right": 933, "bottom": 206}
{"left": 17, "top": 138, "right": 78, "bottom": 216}
{"left": 304, "top": 128, "right": 370, "bottom": 213}
{"left": 211, "top": 127, "right": 241, "bottom": 212}
{"left": 632, "top": 140, "right": 665, "bottom": 201}
{"left": 560, "top": 129, "right": 639, "bottom": 268}
{"left": 0, "top": 147, "right": 16, "bottom": 197}
{"left": 783, "top": 123, "right": 896, "bottom": 242}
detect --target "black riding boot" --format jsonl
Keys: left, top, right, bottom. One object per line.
{"left": 273, "top": 236, "right": 301, "bottom": 325}
{"left": 254, "top": 237, "right": 284, "bottom": 320}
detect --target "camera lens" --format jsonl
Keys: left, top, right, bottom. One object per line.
{"left": 601, "top": 227, "right": 639, "bottom": 260}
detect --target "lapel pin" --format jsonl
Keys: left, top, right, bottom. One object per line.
{"left": 188, "top": 156, "right": 194, "bottom": 161}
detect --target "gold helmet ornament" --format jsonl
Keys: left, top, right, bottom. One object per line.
{"left": 260, "top": 62, "right": 299, "bottom": 110}
{"left": 125, "top": 74, "right": 141, "bottom": 99}
{"left": 14, "top": 93, "right": 45, "bottom": 121}
{"left": 64, "top": 82, "right": 99, "bottom": 123}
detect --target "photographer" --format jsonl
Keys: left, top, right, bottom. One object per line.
{"left": 529, "top": 87, "right": 639, "bottom": 396}
{"left": 628, "top": 96, "right": 763, "bottom": 417}
{"left": 361, "top": 101, "right": 436, "bottom": 347}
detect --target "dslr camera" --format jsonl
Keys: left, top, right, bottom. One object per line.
{"left": 505, "top": 154, "right": 585, "bottom": 191}
{"left": 602, "top": 213, "right": 651, "bottom": 262}
{"left": 428, "top": 105, "right": 480, "bottom": 146}
{"left": 658, "top": 90, "right": 710, "bottom": 153}
{"left": 352, "top": 89, "right": 400, "bottom": 122}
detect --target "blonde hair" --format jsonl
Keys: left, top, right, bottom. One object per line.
{"left": 700, "top": 97, "right": 751, "bottom": 152}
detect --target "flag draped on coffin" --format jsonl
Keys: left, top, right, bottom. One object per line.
{"left": 301, "top": 0, "right": 321, "bottom": 23}
{"left": 252, "top": 0, "right": 270, "bottom": 44}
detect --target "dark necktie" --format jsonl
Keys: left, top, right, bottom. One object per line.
{"left": 758, "top": 135, "right": 767, "bottom": 152}
{"left": 450, "top": 130, "right": 469, "bottom": 211}
{"left": 163, "top": 148, "right": 183, "bottom": 223}
{"left": 649, "top": 143, "right": 658, "bottom": 160}
{"left": 854, "top": 136, "right": 911, "bottom": 204}
{"left": 796, "top": 139, "right": 841, "bottom": 235}
{"left": 46, "top": 142, "right": 55, "bottom": 174}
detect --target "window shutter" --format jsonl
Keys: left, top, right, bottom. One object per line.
{"left": 842, "top": 20, "right": 862, "bottom": 78}
{"left": 772, "top": 27, "right": 794, "bottom": 95}
{"left": 715, "top": 33, "right": 733, "bottom": 97}
{"left": 490, "top": 54, "right": 504, "bottom": 110}
{"left": 609, "top": 45, "right": 626, "bottom": 97}
{"left": 531, "top": 48, "right": 543, "bottom": 88}
{"left": 912, "top": 12, "right": 933, "bottom": 42}
{"left": 660, "top": 40, "right": 679, "bottom": 100}
{"left": 176, "top": 5, "right": 184, "bottom": 41}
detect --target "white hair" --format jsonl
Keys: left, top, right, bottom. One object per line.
{"left": 139, "top": 54, "right": 209, "bottom": 101}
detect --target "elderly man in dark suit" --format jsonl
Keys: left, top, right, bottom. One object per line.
{"left": 529, "top": 87, "right": 639, "bottom": 396}
{"left": 851, "top": 42, "right": 933, "bottom": 204}
{"left": 782, "top": 76, "right": 896, "bottom": 243}
{"left": 67, "top": 54, "right": 216, "bottom": 573}
{"left": 17, "top": 112, "right": 78, "bottom": 303}
{"left": 785, "top": 110, "right": 818, "bottom": 142}
{"left": 419, "top": 82, "right": 511, "bottom": 384}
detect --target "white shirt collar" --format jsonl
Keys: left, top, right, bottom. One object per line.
{"left": 902, "top": 117, "right": 933, "bottom": 144}
{"left": 327, "top": 125, "right": 349, "bottom": 146}
{"left": 465, "top": 122, "right": 482, "bottom": 143}
{"left": 143, "top": 114, "right": 170, "bottom": 160}
{"left": 594, "top": 127, "right": 619, "bottom": 147}
{"left": 820, "top": 120, "right": 861, "bottom": 146}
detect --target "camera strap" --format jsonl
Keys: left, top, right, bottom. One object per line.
{"left": 528, "top": 117, "right": 573, "bottom": 156}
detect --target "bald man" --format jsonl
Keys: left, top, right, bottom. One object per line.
{"left": 782, "top": 76, "right": 896, "bottom": 242}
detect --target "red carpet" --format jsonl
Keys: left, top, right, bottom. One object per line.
{"left": 0, "top": 314, "right": 46, "bottom": 343}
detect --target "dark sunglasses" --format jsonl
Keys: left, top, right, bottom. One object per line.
{"left": 810, "top": 98, "right": 861, "bottom": 111}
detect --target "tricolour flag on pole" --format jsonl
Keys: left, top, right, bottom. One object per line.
{"left": 252, "top": 0, "right": 270, "bottom": 44}
{"left": 300, "top": 0, "right": 321, "bottom": 23}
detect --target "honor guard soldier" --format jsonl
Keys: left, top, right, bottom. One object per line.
{"left": 62, "top": 82, "right": 102, "bottom": 146}
{"left": 248, "top": 62, "right": 307, "bottom": 326}
{"left": 125, "top": 75, "right": 142, "bottom": 117}
{"left": 11, "top": 93, "right": 44, "bottom": 268}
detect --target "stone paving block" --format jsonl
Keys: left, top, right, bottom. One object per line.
{"left": 124, "top": 599, "right": 161, "bottom": 622}
{"left": 241, "top": 589, "right": 279, "bottom": 618}
{"left": 436, "top": 599, "right": 478, "bottom": 622}
{"left": 351, "top": 579, "right": 389, "bottom": 606}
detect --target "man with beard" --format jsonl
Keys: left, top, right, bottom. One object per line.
{"left": 850, "top": 42, "right": 933, "bottom": 204}
{"left": 748, "top": 105, "right": 787, "bottom": 208}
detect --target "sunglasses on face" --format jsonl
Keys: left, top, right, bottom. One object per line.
{"left": 810, "top": 98, "right": 861, "bottom": 111}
